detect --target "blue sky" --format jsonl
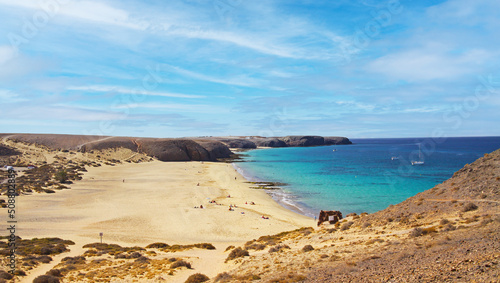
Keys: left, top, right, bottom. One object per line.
{"left": 0, "top": 0, "right": 499, "bottom": 138}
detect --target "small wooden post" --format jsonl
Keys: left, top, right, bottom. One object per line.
{"left": 99, "top": 232, "right": 103, "bottom": 243}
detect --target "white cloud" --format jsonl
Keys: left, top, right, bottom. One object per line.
{"left": 0, "top": 0, "right": 148, "bottom": 30}
{"left": 111, "top": 102, "right": 228, "bottom": 114}
{"left": 0, "top": 89, "right": 27, "bottom": 102}
{"left": 366, "top": 47, "right": 492, "bottom": 82}
{"left": 163, "top": 64, "right": 264, "bottom": 87}
{"left": 67, "top": 85, "right": 205, "bottom": 99}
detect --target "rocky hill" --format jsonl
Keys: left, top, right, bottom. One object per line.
{"left": 1, "top": 134, "right": 233, "bottom": 162}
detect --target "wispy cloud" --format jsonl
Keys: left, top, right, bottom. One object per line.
{"left": 67, "top": 85, "right": 205, "bottom": 99}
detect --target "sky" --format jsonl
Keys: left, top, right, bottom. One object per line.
{"left": 0, "top": 0, "right": 499, "bottom": 138}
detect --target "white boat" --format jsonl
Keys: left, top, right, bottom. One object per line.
{"left": 411, "top": 144, "right": 424, "bottom": 165}
{"left": 391, "top": 156, "right": 399, "bottom": 160}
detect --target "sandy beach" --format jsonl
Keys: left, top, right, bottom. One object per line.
{"left": 10, "top": 160, "right": 314, "bottom": 282}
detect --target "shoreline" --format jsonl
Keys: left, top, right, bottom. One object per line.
{"left": 232, "top": 162, "right": 317, "bottom": 218}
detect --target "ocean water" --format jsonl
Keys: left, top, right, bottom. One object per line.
{"left": 235, "top": 137, "right": 500, "bottom": 217}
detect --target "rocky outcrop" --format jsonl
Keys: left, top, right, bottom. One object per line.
{"left": 252, "top": 138, "right": 287, "bottom": 148}
{"left": 221, "top": 135, "right": 352, "bottom": 148}
{"left": 196, "top": 140, "right": 234, "bottom": 160}
{"left": 324, "top": 136, "right": 352, "bottom": 145}
{"left": 282, "top": 136, "right": 325, "bottom": 147}
{"left": 138, "top": 139, "right": 212, "bottom": 162}
{"left": 219, "top": 139, "right": 257, "bottom": 149}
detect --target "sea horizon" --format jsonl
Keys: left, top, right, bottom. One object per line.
{"left": 234, "top": 136, "right": 500, "bottom": 217}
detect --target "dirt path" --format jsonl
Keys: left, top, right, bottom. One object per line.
{"left": 1, "top": 135, "right": 14, "bottom": 143}
{"left": 426, "top": 198, "right": 500, "bottom": 204}
{"left": 76, "top": 136, "right": 114, "bottom": 150}
{"left": 21, "top": 239, "right": 86, "bottom": 283}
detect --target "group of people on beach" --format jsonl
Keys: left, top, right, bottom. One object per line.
{"left": 193, "top": 198, "right": 268, "bottom": 219}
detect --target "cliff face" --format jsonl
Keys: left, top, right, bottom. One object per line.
{"left": 252, "top": 138, "right": 287, "bottom": 148}
{"left": 282, "top": 135, "right": 325, "bottom": 147}
{"left": 324, "top": 136, "right": 352, "bottom": 145}
{"left": 248, "top": 135, "right": 351, "bottom": 148}
{"left": 219, "top": 139, "right": 257, "bottom": 149}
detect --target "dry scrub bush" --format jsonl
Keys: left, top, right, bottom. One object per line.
{"left": 245, "top": 243, "right": 266, "bottom": 251}
{"left": 361, "top": 222, "right": 371, "bottom": 229}
{"left": 0, "top": 271, "right": 13, "bottom": 280}
{"left": 171, "top": 259, "right": 191, "bottom": 269}
{"left": 225, "top": 247, "right": 249, "bottom": 262}
{"left": 365, "top": 238, "right": 384, "bottom": 245}
{"left": 340, "top": 221, "right": 354, "bottom": 231}
{"left": 439, "top": 219, "right": 450, "bottom": 225}
{"left": 185, "top": 273, "right": 209, "bottom": 283}
{"left": 462, "top": 202, "right": 478, "bottom": 212}
{"left": 214, "top": 272, "right": 232, "bottom": 282}
{"left": 409, "top": 226, "right": 437, "bottom": 237}
{"left": 269, "top": 272, "right": 306, "bottom": 283}
{"left": 409, "top": 227, "right": 423, "bottom": 237}
{"left": 269, "top": 244, "right": 291, "bottom": 253}
{"left": 46, "top": 269, "right": 62, "bottom": 277}
{"left": 33, "top": 275, "right": 60, "bottom": 283}
{"left": 301, "top": 245, "right": 314, "bottom": 252}
{"left": 441, "top": 223, "right": 456, "bottom": 232}
{"left": 224, "top": 245, "right": 235, "bottom": 252}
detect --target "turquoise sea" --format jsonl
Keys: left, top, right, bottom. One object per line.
{"left": 235, "top": 137, "right": 500, "bottom": 217}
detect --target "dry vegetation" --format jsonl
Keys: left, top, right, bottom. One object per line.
{"left": 0, "top": 237, "right": 75, "bottom": 280}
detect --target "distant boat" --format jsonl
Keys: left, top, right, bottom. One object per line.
{"left": 332, "top": 149, "right": 337, "bottom": 152}
{"left": 411, "top": 144, "right": 424, "bottom": 165}
{"left": 391, "top": 156, "right": 399, "bottom": 160}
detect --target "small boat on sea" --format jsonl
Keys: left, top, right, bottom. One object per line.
{"left": 411, "top": 144, "right": 424, "bottom": 165}
{"left": 391, "top": 156, "right": 399, "bottom": 160}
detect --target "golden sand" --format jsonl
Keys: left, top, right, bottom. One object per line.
{"left": 14, "top": 160, "right": 313, "bottom": 282}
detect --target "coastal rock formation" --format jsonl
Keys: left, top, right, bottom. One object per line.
{"left": 252, "top": 138, "right": 287, "bottom": 148}
{"left": 282, "top": 136, "right": 325, "bottom": 147}
{"left": 138, "top": 139, "right": 212, "bottom": 162}
{"left": 195, "top": 140, "right": 234, "bottom": 160}
{"left": 219, "top": 139, "right": 257, "bottom": 149}
{"left": 324, "top": 136, "right": 352, "bottom": 145}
